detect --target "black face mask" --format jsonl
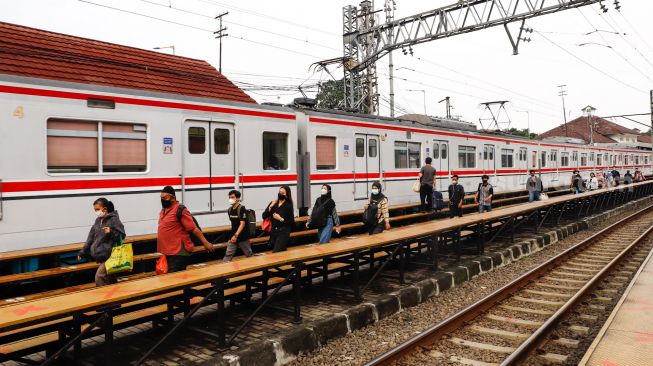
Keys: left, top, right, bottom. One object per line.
{"left": 161, "top": 199, "right": 172, "bottom": 208}
{"left": 278, "top": 193, "right": 286, "bottom": 201}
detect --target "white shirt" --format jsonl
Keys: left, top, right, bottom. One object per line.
{"left": 588, "top": 177, "right": 599, "bottom": 190}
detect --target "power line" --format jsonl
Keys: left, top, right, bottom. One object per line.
{"left": 534, "top": 30, "right": 647, "bottom": 93}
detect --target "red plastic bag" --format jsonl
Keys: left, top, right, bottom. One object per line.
{"left": 156, "top": 254, "right": 168, "bottom": 275}
{"left": 261, "top": 217, "right": 272, "bottom": 233}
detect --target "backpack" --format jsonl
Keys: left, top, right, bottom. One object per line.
{"left": 176, "top": 205, "right": 202, "bottom": 246}
{"left": 432, "top": 191, "right": 445, "bottom": 210}
{"left": 362, "top": 200, "right": 380, "bottom": 228}
{"left": 237, "top": 205, "right": 257, "bottom": 238}
{"left": 309, "top": 201, "right": 329, "bottom": 229}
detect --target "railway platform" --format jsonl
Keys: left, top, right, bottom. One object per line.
{"left": 579, "top": 241, "right": 653, "bottom": 366}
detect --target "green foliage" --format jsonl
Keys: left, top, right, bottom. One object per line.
{"left": 316, "top": 79, "right": 345, "bottom": 110}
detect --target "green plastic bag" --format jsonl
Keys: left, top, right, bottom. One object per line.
{"left": 105, "top": 236, "right": 133, "bottom": 275}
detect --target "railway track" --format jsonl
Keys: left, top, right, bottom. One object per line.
{"left": 365, "top": 204, "right": 653, "bottom": 366}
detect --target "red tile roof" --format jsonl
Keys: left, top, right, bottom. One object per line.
{"left": 0, "top": 22, "right": 255, "bottom": 103}
{"left": 537, "top": 115, "right": 643, "bottom": 144}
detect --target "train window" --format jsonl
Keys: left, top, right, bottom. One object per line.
{"left": 262, "top": 132, "right": 288, "bottom": 170}
{"left": 590, "top": 152, "right": 595, "bottom": 163}
{"left": 581, "top": 153, "right": 588, "bottom": 166}
{"left": 188, "top": 127, "right": 206, "bottom": 154}
{"left": 316, "top": 136, "right": 336, "bottom": 170}
{"left": 550, "top": 150, "right": 557, "bottom": 163}
{"left": 597, "top": 154, "right": 603, "bottom": 166}
{"left": 561, "top": 152, "right": 570, "bottom": 167}
{"left": 368, "top": 138, "right": 378, "bottom": 158}
{"left": 519, "top": 148, "right": 527, "bottom": 161}
{"left": 433, "top": 143, "right": 440, "bottom": 159}
{"left": 441, "top": 144, "right": 448, "bottom": 159}
{"left": 394, "top": 141, "right": 421, "bottom": 169}
{"left": 541, "top": 151, "right": 546, "bottom": 168}
{"left": 102, "top": 123, "right": 147, "bottom": 173}
{"left": 501, "top": 149, "right": 514, "bottom": 168}
{"left": 572, "top": 151, "right": 578, "bottom": 162}
{"left": 635, "top": 155, "right": 640, "bottom": 165}
{"left": 213, "top": 129, "right": 230, "bottom": 154}
{"left": 47, "top": 119, "right": 99, "bottom": 173}
{"left": 458, "top": 146, "right": 476, "bottom": 169}
{"left": 356, "top": 138, "right": 365, "bottom": 157}
{"left": 531, "top": 151, "right": 537, "bottom": 168}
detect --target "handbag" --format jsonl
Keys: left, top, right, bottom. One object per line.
{"left": 105, "top": 236, "right": 133, "bottom": 275}
{"left": 155, "top": 254, "right": 168, "bottom": 275}
{"left": 412, "top": 178, "right": 421, "bottom": 193}
{"left": 261, "top": 217, "right": 273, "bottom": 233}
{"left": 540, "top": 193, "right": 550, "bottom": 201}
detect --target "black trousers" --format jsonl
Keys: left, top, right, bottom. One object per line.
{"left": 420, "top": 184, "right": 434, "bottom": 212}
{"left": 449, "top": 203, "right": 463, "bottom": 218}
{"left": 368, "top": 221, "right": 386, "bottom": 235}
{"left": 167, "top": 255, "right": 190, "bottom": 273}
{"left": 270, "top": 227, "right": 291, "bottom": 252}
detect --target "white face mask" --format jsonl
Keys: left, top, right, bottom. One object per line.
{"left": 228, "top": 198, "right": 236, "bottom": 206}
{"left": 321, "top": 189, "right": 328, "bottom": 195}
{"left": 371, "top": 189, "right": 380, "bottom": 195}
{"left": 95, "top": 210, "right": 105, "bottom": 218}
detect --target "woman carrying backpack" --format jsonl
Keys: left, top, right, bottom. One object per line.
{"left": 306, "top": 184, "right": 341, "bottom": 244}
{"left": 77, "top": 198, "right": 126, "bottom": 287}
{"left": 263, "top": 185, "right": 295, "bottom": 252}
{"left": 364, "top": 181, "right": 390, "bottom": 235}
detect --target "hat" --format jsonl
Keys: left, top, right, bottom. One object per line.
{"left": 161, "top": 186, "right": 176, "bottom": 197}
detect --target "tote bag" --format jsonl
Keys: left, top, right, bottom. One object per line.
{"left": 105, "top": 237, "right": 133, "bottom": 275}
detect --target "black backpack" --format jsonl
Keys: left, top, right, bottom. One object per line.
{"left": 237, "top": 205, "right": 257, "bottom": 238}
{"left": 176, "top": 205, "right": 202, "bottom": 246}
{"left": 309, "top": 201, "right": 329, "bottom": 229}
{"left": 362, "top": 200, "right": 379, "bottom": 228}
{"left": 432, "top": 191, "right": 446, "bottom": 210}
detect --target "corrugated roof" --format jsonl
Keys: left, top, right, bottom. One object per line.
{"left": 537, "top": 116, "right": 643, "bottom": 144}
{"left": 0, "top": 21, "right": 255, "bottom": 103}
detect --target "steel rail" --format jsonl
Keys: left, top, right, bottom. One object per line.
{"left": 364, "top": 203, "right": 653, "bottom": 366}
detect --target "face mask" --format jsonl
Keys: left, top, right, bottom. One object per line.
{"left": 371, "top": 189, "right": 379, "bottom": 195}
{"left": 228, "top": 198, "right": 236, "bottom": 206}
{"left": 321, "top": 189, "right": 328, "bottom": 195}
{"left": 278, "top": 193, "right": 286, "bottom": 201}
{"left": 95, "top": 210, "right": 105, "bottom": 218}
{"left": 161, "top": 199, "right": 172, "bottom": 209}
{"left": 452, "top": 180, "right": 458, "bottom": 184}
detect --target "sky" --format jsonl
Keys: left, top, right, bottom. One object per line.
{"left": 2, "top": 0, "right": 652, "bottom": 134}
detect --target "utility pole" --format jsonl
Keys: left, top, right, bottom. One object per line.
{"left": 214, "top": 12, "right": 229, "bottom": 73}
{"left": 439, "top": 96, "right": 452, "bottom": 119}
{"left": 650, "top": 90, "right": 653, "bottom": 155}
{"left": 386, "top": 0, "right": 396, "bottom": 117}
{"left": 558, "top": 85, "right": 568, "bottom": 137}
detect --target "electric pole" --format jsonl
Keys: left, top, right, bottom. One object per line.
{"left": 385, "top": 0, "right": 396, "bottom": 118}
{"left": 650, "top": 90, "right": 653, "bottom": 155}
{"left": 439, "top": 96, "right": 452, "bottom": 119}
{"left": 214, "top": 12, "right": 229, "bottom": 73}
{"left": 558, "top": 85, "right": 568, "bottom": 137}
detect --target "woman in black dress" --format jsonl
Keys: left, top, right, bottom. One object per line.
{"left": 263, "top": 185, "right": 295, "bottom": 252}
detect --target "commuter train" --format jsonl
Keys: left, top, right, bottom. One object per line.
{"left": 1, "top": 76, "right": 651, "bottom": 253}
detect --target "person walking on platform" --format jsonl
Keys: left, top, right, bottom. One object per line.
{"left": 634, "top": 168, "right": 646, "bottom": 183}
{"left": 306, "top": 184, "right": 341, "bottom": 244}
{"left": 624, "top": 170, "right": 633, "bottom": 185}
{"left": 419, "top": 157, "right": 436, "bottom": 212}
{"left": 158, "top": 186, "right": 214, "bottom": 273}
{"left": 223, "top": 190, "right": 253, "bottom": 262}
{"left": 526, "top": 170, "right": 543, "bottom": 202}
{"left": 447, "top": 175, "right": 465, "bottom": 218}
{"left": 263, "top": 185, "right": 295, "bottom": 252}
{"left": 611, "top": 168, "right": 621, "bottom": 186}
{"left": 571, "top": 170, "right": 583, "bottom": 194}
{"left": 78, "top": 198, "right": 125, "bottom": 287}
{"left": 588, "top": 172, "right": 599, "bottom": 191}
{"left": 474, "top": 175, "right": 494, "bottom": 213}
{"left": 364, "top": 181, "right": 390, "bottom": 235}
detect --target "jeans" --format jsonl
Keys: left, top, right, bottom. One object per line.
{"left": 223, "top": 239, "right": 253, "bottom": 262}
{"left": 419, "top": 184, "right": 434, "bottom": 212}
{"left": 478, "top": 204, "right": 492, "bottom": 213}
{"left": 528, "top": 191, "right": 541, "bottom": 202}
{"left": 167, "top": 255, "right": 190, "bottom": 273}
{"left": 94, "top": 262, "right": 117, "bottom": 287}
{"left": 318, "top": 217, "right": 334, "bottom": 244}
{"left": 270, "top": 227, "right": 291, "bottom": 252}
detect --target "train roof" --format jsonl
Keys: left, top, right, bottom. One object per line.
{"left": 0, "top": 21, "right": 255, "bottom": 104}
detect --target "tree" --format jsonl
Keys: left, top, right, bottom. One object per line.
{"left": 504, "top": 128, "right": 538, "bottom": 139}
{"left": 316, "top": 79, "right": 345, "bottom": 110}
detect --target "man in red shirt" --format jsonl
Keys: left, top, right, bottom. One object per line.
{"left": 158, "top": 186, "right": 214, "bottom": 273}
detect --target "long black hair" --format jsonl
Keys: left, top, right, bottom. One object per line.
{"left": 93, "top": 197, "right": 115, "bottom": 213}
{"left": 279, "top": 185, "right": 293, "bottom": 206}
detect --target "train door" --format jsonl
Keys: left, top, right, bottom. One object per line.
{"left": 353, "top": 134, "right": 380, "bottom": 200}
{"left": 209, "top": 123, "right": 236, "bottom": 211}
{"left": 432, "top": 140, "right": 449, "bottom": 191}
{"left": 518, "top": 147, "right": 528, "bottom": 184}
{"left": 183, "top": 121, "right": 236, "bottom": 213}
{"left": 551, "top": 149, "right": 559, "bottom": 182}
{"left": 483, "top": 144, "right": 496, "bottom": 176}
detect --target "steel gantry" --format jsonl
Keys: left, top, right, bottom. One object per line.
{"left": 339, "top": 0, "right": 605, "bottom": 114}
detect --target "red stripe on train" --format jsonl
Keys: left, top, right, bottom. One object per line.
{"left": 0, "top": 85, "right": 296, "bottom": 121}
